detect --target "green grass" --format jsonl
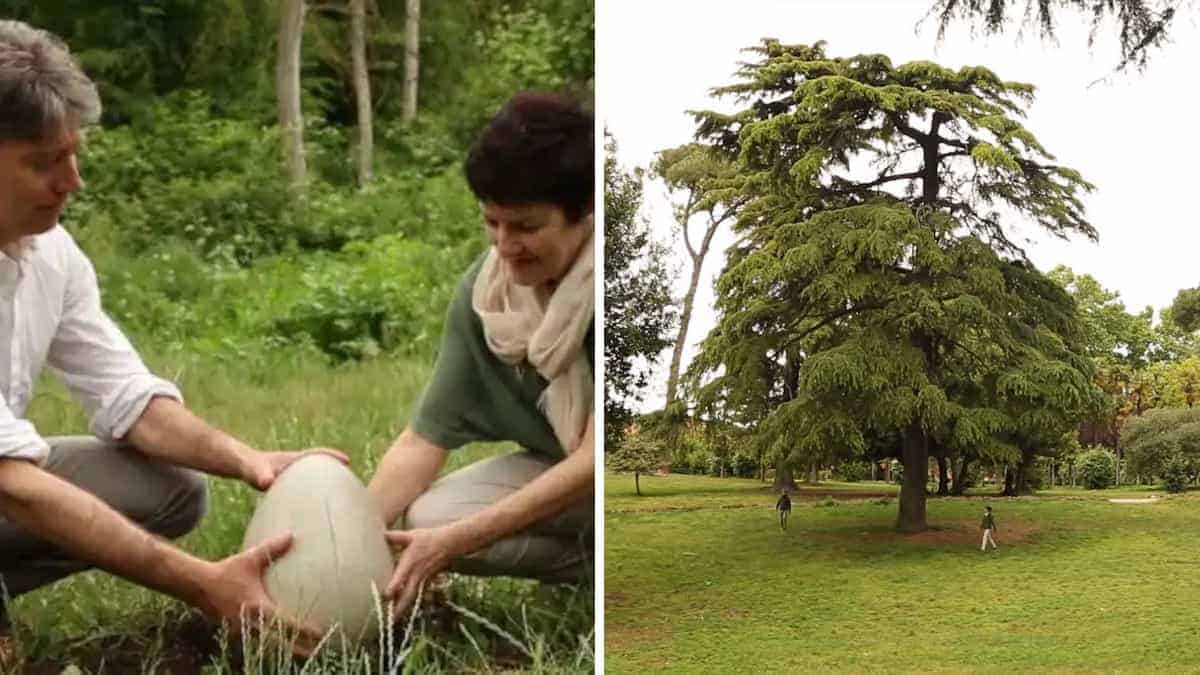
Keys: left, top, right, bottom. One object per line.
{"left": 605, "top": 471, "right": 1200, "bottom": 674}
{"left": 4, "top": 349, "right": 592, "bottom": 673}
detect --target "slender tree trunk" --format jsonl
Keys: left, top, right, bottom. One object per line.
{"left": 936, "top": 456, "right": 950, "bottom": 496}
{"left": 634, "top": 471, "right": 641, "bottom": 496}
{"left": 350, "top": 0, "right": 373, "bottom": 186}
{"left": 807, "top": 462, "right": 818, "bottom": 484}
{"left": 402, "top": 0, "right": 420, "bottom": 124}
{"left": 665, "top": 262, "right": 702, "bottom": 405}
{"left": 277, "top": 0, "right": 307, "bottom": 194}
{"left": 897, "top": 423, "right": 928, "bottom": 532}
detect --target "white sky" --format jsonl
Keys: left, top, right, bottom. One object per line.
{"left": 599, "top": 0, "right": 1200, "bottom": 412}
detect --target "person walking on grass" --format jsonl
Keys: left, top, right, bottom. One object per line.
{"left": 980, "top": 505, "right": 998, "bottom": 551}
{"left": 0, "top": 20, "right": 342, "bottom": 659}
{"left": 776, "top": 491, "right": 792, "bottom": 531}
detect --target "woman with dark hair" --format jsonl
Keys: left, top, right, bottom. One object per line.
{"left": 368, "top": 92, "right": 594, "bottom": 614}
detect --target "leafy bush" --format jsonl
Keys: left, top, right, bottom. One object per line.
{"left": 1077, "top": 447, "right": 1117, "bottom": 489}
{"left": 267, "top": 235, "right": 462, "bottom": 360}
{"left": 1162, "top": 455, "right": 1191, "bottom": 493}
{"left": 1122, "top": 407, "right": 1200, "bottom": 479}
{"left": 835, "top": 461, "right": 872, "bottom": 482}
{"left": 731, "top": 453, "right": 759, "bottom": 478}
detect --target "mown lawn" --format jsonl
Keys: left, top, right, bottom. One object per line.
{"left": 4, "top": 350, "right": 592, "bottom": 674}
{"left": 606, "top": 472, "right": 1199, "bottom": 674}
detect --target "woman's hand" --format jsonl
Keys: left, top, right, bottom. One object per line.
{"left": 383, "top": 526, "right": 466, "bottom": 616}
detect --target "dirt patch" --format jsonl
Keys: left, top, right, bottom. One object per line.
{"left": 605, "top": 624, "right": 668, "bottom": 653}
{"left": 847, "top": 519, "right": 1039, "bottom": 547}
{"left": 761, "top": 486, "right": 895, "bottom": 499}
{"left": 790, "top": 489, "right": 894, "bottom": 500}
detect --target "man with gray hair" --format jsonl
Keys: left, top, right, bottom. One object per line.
{"left": 0, "top": 19, "right": 335, "bottom": 654}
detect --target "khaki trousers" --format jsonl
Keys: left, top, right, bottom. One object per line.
{"left": 0, "top": 437, "right": 208, "bottom": 617}
{"left": 403, "top": 451, "right": 592, "bottom": 582}
{"left": 981, "top": 528, "right": 997, "bottom": 551}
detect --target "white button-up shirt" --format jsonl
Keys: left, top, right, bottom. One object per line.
{"left": 0, "top": 225, "right": 182, "bottom": 463}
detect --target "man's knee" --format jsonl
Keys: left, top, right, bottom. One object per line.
{"left": 154, "top": 468, "right": 209, "bottom": 539}
{"left": 402, "top": 489, "right": 452, "bottom": 530}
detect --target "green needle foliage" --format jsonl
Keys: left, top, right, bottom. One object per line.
{"left": 687, "top": 41, "right": 1102, "bottom": 532}
{"left": 929, "top": 0, "right": 1180, "bottom": 74}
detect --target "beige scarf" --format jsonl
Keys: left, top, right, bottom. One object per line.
{"left": 472, "top": 232, "right": 594, "bottom": 453}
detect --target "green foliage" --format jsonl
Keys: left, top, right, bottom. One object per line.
{"left": 930, "top": 0, "right": 1181, "bottom": 73}
{"left": 1170, "top": 287, "right": 1200, "bottom": 333}
{"left": 426, "top": 0, "right": 594, "bottom": 145}
{"left": 1076, "top": 446, "right": 1117, "bottom": 489}
{"left": 2, "top": 0, "right": 276, "bottom": 123}
{"left": 1121, "top": 407, "right": 1200, "bottom": 491}
{"left": 268, "top": 235, "right": 460, "bottom": 360}
{"left": 1162, "top": 455, "right": 1191, "bottom": 493}
{"left": 835, "top": 460, "right": 873, "bottom": 482}
{"left": 604, "top": 136, "right": 677, "bottom": 449}
{"left": 608, "top": 434, "right": 666, "bottom": 495}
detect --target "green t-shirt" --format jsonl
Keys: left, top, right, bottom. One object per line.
{"left": 981, "top": 513, "right": 996, "bottom": 530}
{"left": 412, "top": 255, "right": 595, "bottom": 459}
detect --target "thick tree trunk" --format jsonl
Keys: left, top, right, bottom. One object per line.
{"left": 277, "top": 0, "right": 307, "bottom": 194}
{"left": 936, "top": 456, "right": 950, "bottom": 496}
{"left": 1002, "top": 467, "right": 1016, "bottom": 496}
{"left": 1013, "top": 449, "right": 1037, "bottom": 495}
{"left": 773, "top": 460, "right": 796, "bottom": 493}
{"left": 350, "top": 0, "right": 373, "bottom": 186}
{"left": 807, "top": 462, "right": 818, "bottom": 484}
{"left": 897, "top": 424, "right": 928, "bottom": 532}
{"left": 402, "top": 0, "right": 420, "bottom": 124}
{"left": 951, "top": 457, "right": 972, "bottom": 496}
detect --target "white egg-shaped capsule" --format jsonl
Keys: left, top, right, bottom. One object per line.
{"left": 241, "top": 454, "right": 395, "bottom": 644}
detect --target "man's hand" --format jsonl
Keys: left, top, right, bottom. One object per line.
{"left": 242, "top": 448, "right": 351, "bottom": 492}
{"left": 201, "top": 532, "right": 325, "bottom": 656}
{"left": 383, "top": 527, "right": 465, "bottom": 616}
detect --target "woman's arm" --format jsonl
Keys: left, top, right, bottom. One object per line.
{"left": 384, "top": 415, "right": 595, "bottom": 611}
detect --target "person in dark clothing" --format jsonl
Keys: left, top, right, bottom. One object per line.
{"left": 776, "top": 492, "right": 792, "bottom": 531}
{"left": 980, "top": 505, "right": 998, "bottom": 551}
